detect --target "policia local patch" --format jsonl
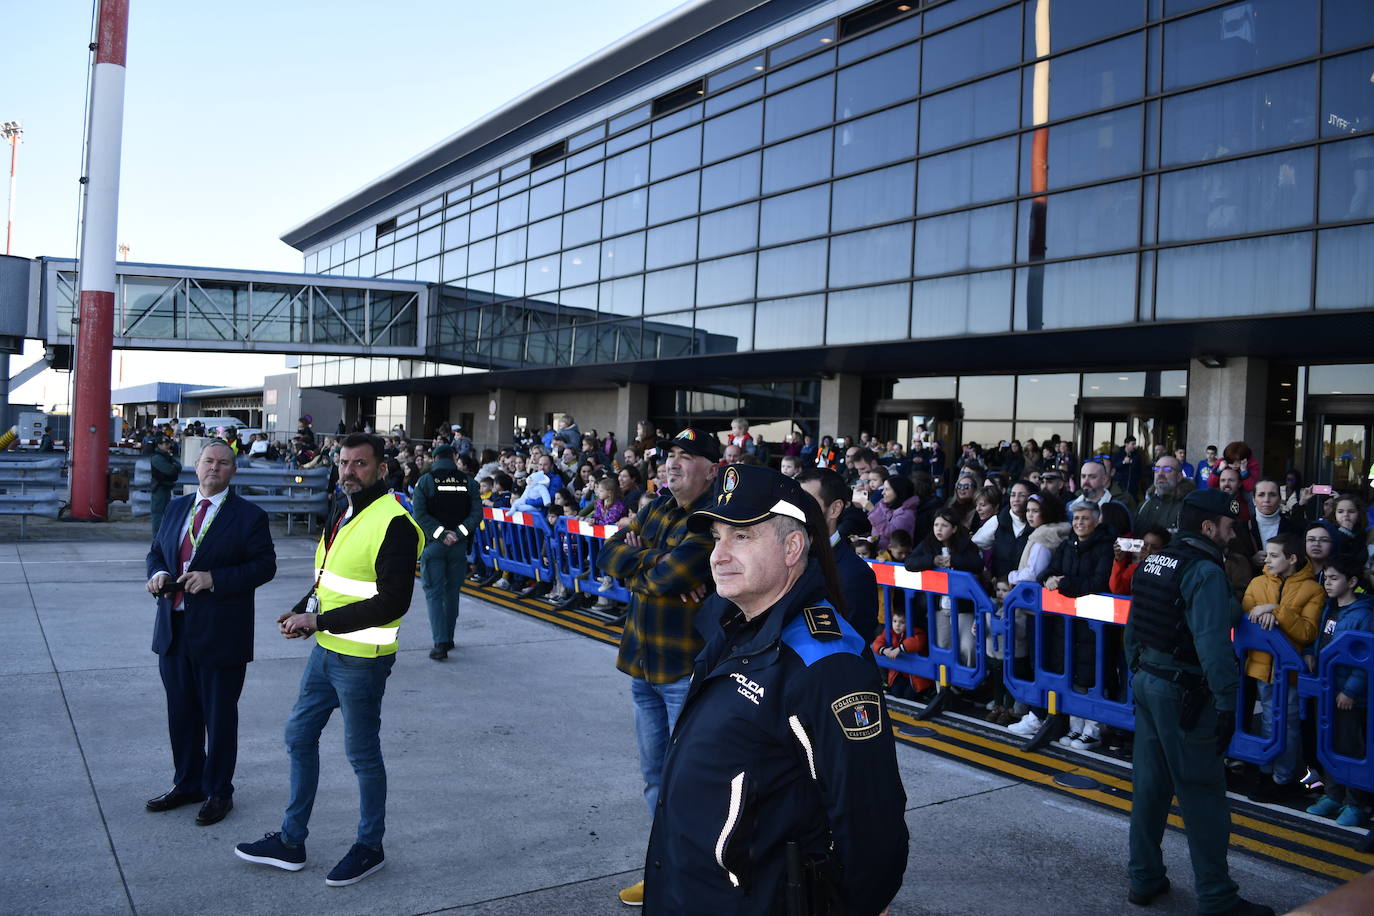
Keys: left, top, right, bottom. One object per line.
{"left": 831, "top": 692, "right": 883, "bottom": 740}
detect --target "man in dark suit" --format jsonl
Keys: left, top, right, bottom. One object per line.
{"left": 145, "top": 439, "right": 276, "bottom": 826}
{"left": 797, "top": 467, "right": 879, "bottom": 640}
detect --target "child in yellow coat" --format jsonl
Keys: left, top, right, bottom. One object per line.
{"left": 1241, "top": 531, "right": 1324, "bottom": 801}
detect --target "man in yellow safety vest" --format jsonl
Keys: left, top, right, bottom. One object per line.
{"left": 234, "top": 432, "right": 422, "bottom": 887}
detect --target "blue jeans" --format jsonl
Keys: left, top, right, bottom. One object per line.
{"left": 421, "top": 540, "right": 468, "bottom": 646}
{"left": 631, "top": 675, "right": 692, "bottom": 817}
{"left": 282, "top": 644, "right": 396, "bottom": 849}
{"left": 1255, "top": 679, "right": 1301, "bottom": 784}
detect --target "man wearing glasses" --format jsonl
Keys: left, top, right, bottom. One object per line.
{"left": 1135, "top": 456, "right": 1195, "bottom": 535}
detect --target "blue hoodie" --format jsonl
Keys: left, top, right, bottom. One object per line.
{"left": 1306, "top": 593, "right": 1374, "bottom": 704}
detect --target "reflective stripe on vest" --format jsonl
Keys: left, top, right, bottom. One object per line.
{"left": 313, "top": 494, "right": 423, "bottom": 658}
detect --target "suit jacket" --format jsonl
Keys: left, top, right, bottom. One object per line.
{"left": 147, "top": 491, "right": 277, "bottom": 667}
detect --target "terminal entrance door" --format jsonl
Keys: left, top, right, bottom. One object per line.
{"left": 1077, "top": 398, "right": 1186, "bottom": 462}
{"left": 1307, "top": 396, "right": 1374, "bottom": 497}
{"left": 873, "top": 398, "right": 960, "bottom": 472}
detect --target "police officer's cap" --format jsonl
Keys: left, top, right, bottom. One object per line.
{"left": 1182, "top": 487, "right": 1241, "bottom": 519}
{"left": 660, "top": 427, "right": 721, "bottom": 463}
{"left": 432, "top": 444, "right": 455, "bottom": 459}
{"left": 687, "top": 464, "right": 810, "bottom": 533}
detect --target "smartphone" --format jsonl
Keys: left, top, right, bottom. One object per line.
{"left": 836, "top": 437, "right": 847, "bottom": 448}
{"left": 158, "top": 580, "right": 184, "bottom": 598}
{"left": 1312, "top": 484, "right": 1333, "bottom": 495}
{"left": 1116, "top": 537, "right": 1145, "bottom": 553}
{"left": 645, "top": 448, "right": 657, "bottom": 459}
{"left": 852, "top": 488, "right": 866, "bottom": 504}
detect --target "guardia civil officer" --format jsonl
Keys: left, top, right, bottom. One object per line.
{"left": 1125, "top": 488, "right": 1274, "bottom": 916}
{"left": 411, "top": 443, "right": 482, "bottom": 660}
{"left": 646, "top": 464, "right": 908, "bottom": 915}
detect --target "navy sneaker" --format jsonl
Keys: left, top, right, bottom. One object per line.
{"left": 326, "top": 843, "right": 385, "bottom": 886}
{"left": 234, "top": 832, "right": 306, "bottom": 871}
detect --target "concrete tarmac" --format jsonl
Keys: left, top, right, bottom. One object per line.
{"left": 1, "top": 535, "right": 1337, "bottom": 915}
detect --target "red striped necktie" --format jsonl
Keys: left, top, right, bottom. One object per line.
{"left": 174, "top": 499, "right": 211, "bottom": 610}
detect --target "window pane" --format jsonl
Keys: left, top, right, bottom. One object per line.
{"left": 709, "top": 55, "right": 765, "bottom": 92}
{"left": 757, "top": 239, "right": 828, "bottom": 298}
{"left": 760, "top": 185, "right": 831, "bottom": 245}
{"left": 1016, "top": 374, "right": 1081, "bottom": 419}
{"left": 1017, "top": 180, "right": 1140, "bottom": 261}
{"left": 1155, "top": 232, "right": 1311, "bottom": 318}
{"left": 766, "top": 50, "right": 835, "bottom": 92}
{"left": 697, "top": 252, "right": 756, "bottom": 306}
{"left": 832, "top": 163, "right": 915, "bottom": 232}
{"left": 468, "top": 237, "right": 495, "bottom": 273}
{"left": 919, "top": 135, "right": 1017, "bottom": 214}
{"left": 416, "top": 226, "right": 441, "bottom": 261}
{"left": 497, "top": 191, "right": 528, "bottom": 232}
{"left": 958, "top": 375, "right": 1017, "bottom": 418}
{"left": 1020, "top": 106, "right": 1142, "bottom": 193}
{"left": 699, "top": 203, "right": 759, "bottom": 259}
{"left": 649, "top": 172, "right": 700, "bottom": 225}
{"left": 470, "top": 203, "right": 497, "bottom": 240}
{"left": 1163, "top": 0, "right": 1317, "bottom": 91}
{"left": 1024, "top": 0, "right": 1144, "bottom": 57}
{"left": 703, "top": 151, "right": 763, "bottom": 208}
{"left": 762, "top": 130, "right": 832, "bottom": 194}
{"left": 528, "top": 178, "right": 564, "bottom": 222}
{"left": 602, "top": 232, "right": 645, "bottom": 278}
{"left": 1024, "top": 33, "right": 1144, "bottom": 126}
{"left": 834, "top": 103, "right": 916, "bottom": 175}
{"left": 1322, "top": 49, "right": 1374, "bottom": 139}
{"left": 602, "top": 189, "right": 647, "bottom": 236}
{"left": 1161, "top": 64, "right": 1316, "bottom": 167}
{"left": 1324, "top": 0, "right": 1374, "bottom": 51}
{"left": 912, "top": 270, "right": 1012, "bottom": 338}
{"left": 704, "top": 102, "right": 762, "bottom": 163}
{"left": 1015, "top": 253, "right": 1137, "bottom": 329}
{"left": 836, "top": 44, "right": 919, "bottom": 120}
{"left": 564, "top": 164, "right": 603, "bottom": 209}
{"left": 706, "top": 78, "right": 763, "bottom": 116}
{"left": 495, "top": 228, "right": 526, "bottom": 267}
{"left": 494, "top": 264, "right": 524, "bottom": 298}
{"left": 562, "top": 203, "right": 602, "bottom": 248}
{"left": 839, "top": 13, "right": 922, "bottom": 65}
{"left": 826, "top": 283, "right": 910, "bottom": 344}
{"left": 650, "top": 125, "right": 702, "bottom": 181}
{"left": 915, "top": 203, "right": 1014, "bottom": 276}
{"left": 647, "top": 218, "right": 698, "bottom": 269}
{"left": 770, "top": 25, "right": 836, "bottom": 67}
{"left": 653, "top": 104, "right": 702, "bottom": 138}
{"left": 526, "top": 254, "right": 559, "bottom": 295}
{"left": 605, "top": 146, "right": 649, "bottom": 196}
{"left": 600, "top": 276, "right": 643, "bottom": 317}
{"left": 1158, "top": 148, "right": 1314, "bottom": 242}
{"left": 645, "top": 311, "right": 693, "bottom": 358}
{"left": 919, "top": 70, "right": 1019, "bottom": 154}
{"left": 921, "top": 6, "right": 1021, "bottom": 94}
{"left": 561, "top": 244, "right": 599, "bottom": 288}
{"left": 1316, "top": 225, "right": 1374, "bottom": 310}
{"left": 696, "top": 304, "right": 754, "bottom": 354}
{"left": 644, "top": 265, "right": 697, "bottom": 314}
{"left": 527, "top": 216, "right": 561, "bottom": 258}
{"left": 829, "top": 223, "right": 913, "bottom": 287}
{"left": 764, "top": 76, "right": 835, "bottom": 143}
{"left": 756, "top": 295, "right": 825, "bottom": 349}
{"left": 1319, "top": 137, "right": 1374, "bottom": 221}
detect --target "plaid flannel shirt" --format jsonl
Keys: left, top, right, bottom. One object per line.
{"left": 600, "top": 488, "right": 715, "bottom": 684}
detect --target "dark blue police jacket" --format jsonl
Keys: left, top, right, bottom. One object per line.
{"left": 146, "top": 491, "right": 276, "bottom": 667}
{"left": 646, "top": 560, "right": 909, "bottom": 915}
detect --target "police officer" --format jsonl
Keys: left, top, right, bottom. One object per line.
{"left": 149, "top": 435, "right": 181, "bottom": 535}
{"left": 412, "top": 443, "right": 482, "bottom": 660}
{"left": 646, "top": 464, "right": 908, "bottom": 915}
{"left": 1125, "top": 488, "right": 1274, "bottom": 916}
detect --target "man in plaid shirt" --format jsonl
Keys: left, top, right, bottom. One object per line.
{"left": 599, "top": 427, "right": 719, "bottom": 907}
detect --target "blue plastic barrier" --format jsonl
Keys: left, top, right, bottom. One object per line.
{"left": 553, "top": 517, "right": 632, "bottom": 603}
{"left": 1299, "top": 629, "right": 1374, "bottom": 794}
{"left": 1229, "top": 617, "right": 1307, "bottom": 766}
{"left": 479, "top": 506, "right": 556, "bottom": 583}
{"left": 1000, "top": 581, "right": 1136, "bottom": 732}
{"left": 866, "top": 562, "right": 993, "bottom": 691}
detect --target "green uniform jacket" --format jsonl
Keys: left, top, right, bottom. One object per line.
{"left": 411, "top": 459, "right": 482, "bottom": 544}
{"left": 1126, "top": 531, "right": 1242, "bottom": 712}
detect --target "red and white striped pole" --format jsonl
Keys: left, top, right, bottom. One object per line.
{"left": 2, "top": 121, "right": 21, "bottom": 255}
{"left": 70, "top": 0, "right": 129, "bottom": 520}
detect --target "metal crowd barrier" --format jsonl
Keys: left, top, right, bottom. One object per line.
{"left": 131, "top": 460, "right": 330, "bottom": 534}
{"left": 0, "top": 456, "right": 66, "bottom": 536}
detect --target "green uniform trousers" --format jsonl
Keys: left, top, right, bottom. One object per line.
{"left": 1129, "top": 669, "right": 1240, "bottom": 914}
{"left": 421, "top": 539, "right": 468, "bottom": 647}
{"left": 150, "top": 486, "right": 172, "bottom": 535}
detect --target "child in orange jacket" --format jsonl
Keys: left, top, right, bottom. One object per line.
{"left": 1241, "top": 531, "right": 1324, "bottom": 800}
{"left": 872, "top": 611, "right": 934, "bottom": 700}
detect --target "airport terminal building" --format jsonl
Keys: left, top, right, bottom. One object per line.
{"left": 280, "top": 0, "right": 1374, "bottom": 490}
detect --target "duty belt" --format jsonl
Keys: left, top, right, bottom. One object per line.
{"left": 1137, "top": 661, "right": 1206, "bottom": 690}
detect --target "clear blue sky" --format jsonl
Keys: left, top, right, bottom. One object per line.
{"left": 3, "top": 0, "right": 684, "bottom": 404}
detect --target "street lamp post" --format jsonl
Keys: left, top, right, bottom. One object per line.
{"left": 1, "top": 121, "right": 21, "bottom": 256}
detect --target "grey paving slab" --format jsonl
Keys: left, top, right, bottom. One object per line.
{"left": 0, "top": 539, "right": 1342, "bottom": 916}
{"left": 2, "top": 672, "right": 133, "bottom": 915}
{"left": 0, "top": 581, "right": 52, "bottom": 677}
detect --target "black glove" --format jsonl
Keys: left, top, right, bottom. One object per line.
{"left": 1214, "top": 708, "right": 1235, "bottom": 756}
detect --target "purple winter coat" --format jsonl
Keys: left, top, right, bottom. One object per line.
{"left": 868, "top": 495, "right": 920, "bottom": 550}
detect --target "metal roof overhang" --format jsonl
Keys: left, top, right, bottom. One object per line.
{"left": 312, "top": 310, "right": 1374, "bottom": 397}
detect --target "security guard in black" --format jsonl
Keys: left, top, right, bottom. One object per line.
{"left": 646, "top": 464, "right": 908, "bottom": 915}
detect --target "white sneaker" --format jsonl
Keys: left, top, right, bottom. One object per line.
{"left": 1071, "top": 722, "right": 1102, "bottom": 752}
{"left": 1007, "top": 712, "right": 1044, "bottom": 737}
{"left": 1058, "top": 732, "right": 1082, "bottom": 747}
{"left": 495, "top": 577, "right": 510, "bottom": 590}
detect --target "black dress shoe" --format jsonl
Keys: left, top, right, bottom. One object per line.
{"left": 146, "top": 789, "right": 205, "bottom": 812}
{"left": 428, "top": 645, "right": 448, "bottom": 661}
{"left": 195, "top": 796, "right": 233, "bottom": 826}
{"left": 1128, "top": 875, "right": 1170, "bottom": 906}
